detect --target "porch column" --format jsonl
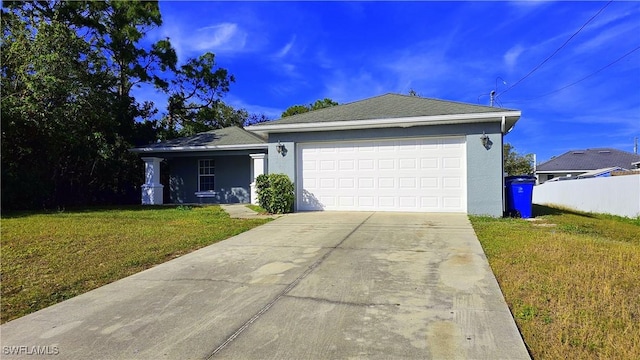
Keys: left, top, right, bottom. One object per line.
{"left": 141, "top": 157, "right": 164, "bottom": 205}
{"left": 249, "top": 153, "right": 267, "bottom": 205}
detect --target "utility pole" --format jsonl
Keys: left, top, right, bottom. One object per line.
{"left": 490, "top": 90, "right": 495, "bottom": 107}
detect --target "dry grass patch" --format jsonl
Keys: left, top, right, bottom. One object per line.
{"left": 470, "top": 205, "right": 640, "bottom": 359}
{"left": 1, "top": 205, "right": 271, "bottom": 324}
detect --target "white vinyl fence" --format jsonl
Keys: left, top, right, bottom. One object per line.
{"left": 533, "top": 174, "right": 640, "bottom": 218}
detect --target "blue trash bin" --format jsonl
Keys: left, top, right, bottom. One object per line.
{"left": 505, "top": 175, "right": 536, "bottom": 218}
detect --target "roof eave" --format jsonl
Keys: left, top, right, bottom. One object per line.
{"left": 129, "top": 143, "right": 269, "bottom": 153}
{"left": 246, "top": 111, "right": 521, "bottom": 135}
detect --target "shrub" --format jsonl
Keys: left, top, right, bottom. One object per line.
{"left": 255, "top": 173, "right": 294, "bottom": 214}
{"left": 255, "top": 174, "right": 272, "bottom": 211}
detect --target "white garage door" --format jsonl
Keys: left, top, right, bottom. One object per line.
{"left": 297, "top": 137, "right": 467, "bottom": 212}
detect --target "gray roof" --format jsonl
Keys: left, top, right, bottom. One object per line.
{"left": 537, "top": 148, "right": 640, "bottom": 172}
{"left": 254, "top": 93, "right": 517, "bottom": 125}
{"left": 132, "top": 126, "right": 266, "bottom": 151}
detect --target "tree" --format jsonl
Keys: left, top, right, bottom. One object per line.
{"left": 1, "top": 0, "right": 237, "bottom": 209}
{"left": 163, "top": 52, "right": 234, "bottom": 135}
{"left": 281, "top": 104, "right": 311, "bottom": 118}
{"left": 281, "top": 98, "right": 338, "bottom": 117}
{"left": 310, "top": 98, "right": 339, "bottom": 110}
{"left": 408, "top": 88, "right": 421, "bottom": 97}
{"left": 244, "top": 113, "right": 271, "bottom": 127}
{"left": 1, "top": 2, "right": 121, "bottom": 208}
{"left": 503, "top": 143, "right": 534, "bottom": 176}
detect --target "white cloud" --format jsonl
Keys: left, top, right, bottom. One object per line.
{"left": 269, "top": 36, "right": 301, "bottom": 79}
{"left": 275, "top": 36, "right": 296, "bottom": 58}
{"left": 192, "top": 23, "right": 247, "bottom": 52}
{"left": 159, "top": 22, "right": 249, "bottom": 62}
{"left": 504, "top": 45, "right": 525, "bottom": 71}
{"left": 573, "top": 21, "right": 640, "bottom": 55}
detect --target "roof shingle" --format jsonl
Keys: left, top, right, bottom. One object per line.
{"left": 134, "top": 126, "right": 266, "bottom": 150}
{"left": 253, "top": 93, "right": 516, "bottom": 126}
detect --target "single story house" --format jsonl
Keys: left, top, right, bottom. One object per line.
{"left": 535, "top": 148, "right": 640, "bottom": 183}
{"left": 131, "top": 93, "right": 521, "bottom": 217}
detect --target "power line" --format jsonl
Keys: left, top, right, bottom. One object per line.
{"left": 496, "top": 0, "right": 613, "bottom": 100}
{"left": 515, "top": 45, "right": 640, "bottom": 101}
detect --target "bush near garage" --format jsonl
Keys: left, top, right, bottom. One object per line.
{"left": 255, "top": 174, "right": 294, "bottom": 214}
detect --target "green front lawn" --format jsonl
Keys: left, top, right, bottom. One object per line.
{"left": 470, "top": 205, "right": 640, "bottom": 359}
{"left": 0, "top": 205, "right": 271, "bottom": 324}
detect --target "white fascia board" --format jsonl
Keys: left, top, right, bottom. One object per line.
{"left": 246, "top": 111, "right": 521, "bottom": 135}
{"left": 130, "top": 143, "right": 268, "bottom": 153}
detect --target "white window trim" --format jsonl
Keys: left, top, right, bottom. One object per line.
{"left": 198, "top": 159, "right": 215, "bottom": 192}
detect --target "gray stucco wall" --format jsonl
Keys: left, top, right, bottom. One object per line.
{"left": 161, "top": 151, "right": 261, "bottom": 204}
{"left": 267, "top": 122, "right": 505, "bottom": 216}
{"left": 466, "top": 132, "right": 504, "bottom": 216}
{"left": 266, "top": 142, "right": 296, "bottom": 182}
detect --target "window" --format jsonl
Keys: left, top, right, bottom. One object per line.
{"left": 198, "top": 160, "right": 215, "bottom": 191}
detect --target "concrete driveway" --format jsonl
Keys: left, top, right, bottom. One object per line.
{"left": 1, "top": 212, "right": 530, "bottom": 359}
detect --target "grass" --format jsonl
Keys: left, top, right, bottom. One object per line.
{"left": 0, "top": 205, "right": 271, "bottom": 324}
{"left": 470, "top": 205, "right": 640, "bottom": 359}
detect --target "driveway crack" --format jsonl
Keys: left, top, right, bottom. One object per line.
{"left": 206, "top": 212, "right": 375, "bottom": 359}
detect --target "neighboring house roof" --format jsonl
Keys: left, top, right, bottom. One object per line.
{"left": 130, "top": 126, "right": 267, "bottom": 153}
{"left": 246, "top": 93, "right": 521, "bottom": 135}
{"left": 536, "top": 148, "right": 640, "bottom": 172}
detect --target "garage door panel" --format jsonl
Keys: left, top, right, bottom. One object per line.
{"left": 378, "top": 177, "right": 395, "bottom": 188}
{"left": 442, "top": 157, "right": 462, "bottom": 169}
{"left": 358, "top": 159, "right": 375, "bottom": 170}
{"left": 339, "top": 197, "right": 355, "bottom": 206}
{"left": 399, "top": 177, "right": 417, "bottom": 189}
{"left": 399, "top": 196, "right": 418, "bottom": 208}
{"left": 303, "top": 160, "right": 317, "bottom": 171}
{"left": 378, "top": 159, "right": 395, "bottom": 170}
{"left": 358, "top": 178, "right": 375, "bottom": 189}
{"left": 379, "top": 197, "right": 396, "bottom": 207}
{"left": 398, "top": 158, "right": 417, "bottom": 169}
{"left": 421, "top": 196, "right": 439, "bottom": 208}
{"left": 442, "top": 177, "right": 462, "bottom": 189}
{"left": 338, "top": 160, "right": 355, "bottom": 170}
{"left": 338, "top": 178, "right": 355, "bottom": 188}
{"left": 443, "top": 197, "right": 463, "bottom": 209}
{"left": 420, "top": 158, "right": 439, "bottom": 169}
{"left": 298, "top": 137, "right": 466, "bottom": 212}
{"left": 420, "top": 177, "right": 439, "bottom": 188}
{"left": 319, "top": 178, "right": 336, "bottom": 189}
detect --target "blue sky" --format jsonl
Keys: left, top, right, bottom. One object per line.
{"left": 139, "top": 1, "right": 640, "bottom": 163}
